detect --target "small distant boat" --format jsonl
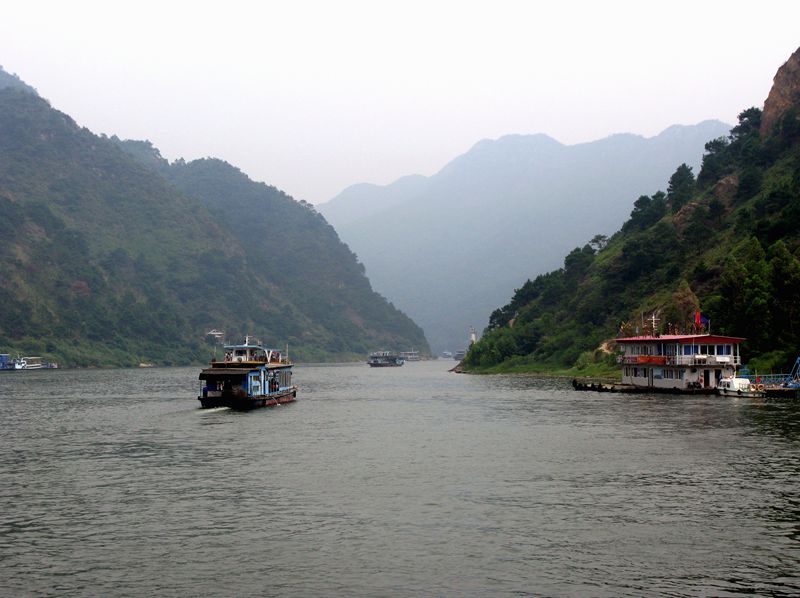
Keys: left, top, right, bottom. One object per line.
{"left": 17, "top": 356, "right": 44, "bottom": 370}
{"left": 399, "top": 349, "right": 421, "bottom": 362}
{"left": 717, "top": 376, "right": 765, "bottom": 398}
{"left": 368, "top": 351, "right": 404, "bottom": 367}
{"left": 198, "top": 336, "right": 297, "bottom": 409}
{"left": 1, "top": 354, "right": 57, "bottom": 371}
{"left": 453, "top": 349, "right": 466, "bottom": 361}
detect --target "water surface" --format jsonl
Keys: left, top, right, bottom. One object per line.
{"left": 1, "top": 361, "right": 798, "bottom": 596}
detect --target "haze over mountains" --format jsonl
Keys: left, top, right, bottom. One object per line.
{"left": 320, "top": 121, "right": 731, "bottom": 352}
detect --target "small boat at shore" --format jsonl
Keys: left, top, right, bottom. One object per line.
{"left": 198, "top": 336, "right": 296, "bottom": 409}
{"left": 1, "top": 355, "right": 55, "bottom": 370}
{"left": 717, "top": 376, "right": 765, "bottom": 398}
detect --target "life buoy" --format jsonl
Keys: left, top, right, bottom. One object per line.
{"left": 756, "top": 384, "right": 765, "bottom": 391}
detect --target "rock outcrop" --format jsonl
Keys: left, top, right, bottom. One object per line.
{"left": 760, "top": 46, "right": 800, "bottom": 137}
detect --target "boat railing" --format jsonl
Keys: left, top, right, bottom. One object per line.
{"left": 621, "top": 355, "right": 740, "bottom": 366}
{"left": 668, "top": 355, "right": 739, "bottom": 366}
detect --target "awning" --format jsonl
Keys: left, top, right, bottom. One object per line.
{"left": 199, "top": 368, "right": 254, "bottom": 380}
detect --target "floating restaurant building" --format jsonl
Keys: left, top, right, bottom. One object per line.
{"left": 616, "top": 334, "right": 745, "bottom": 391}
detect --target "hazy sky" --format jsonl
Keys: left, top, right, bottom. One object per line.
{"left": 1, "top": 1, "right": 798, "bottom": 204}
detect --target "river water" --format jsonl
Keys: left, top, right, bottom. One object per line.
{"left": 1, "top": 360, "right": 798, "bottom": 596}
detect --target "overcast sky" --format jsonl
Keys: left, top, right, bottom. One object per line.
{"left": 1, "top": 1, "right": 798, "bottom": 204}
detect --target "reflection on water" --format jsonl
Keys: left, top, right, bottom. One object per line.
{"left": 0, "top": 362, "right": 798, "bottom": 596}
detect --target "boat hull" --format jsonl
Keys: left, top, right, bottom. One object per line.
{"left": 198, "top": 387, "right": 297, "bottom": 410}
{"left": 717, "top": 388, "right": 765, "bottom": 398}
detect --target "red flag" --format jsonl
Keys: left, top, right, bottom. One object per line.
{"left": 695, "top": 311, "right": 701, "bottom": 327}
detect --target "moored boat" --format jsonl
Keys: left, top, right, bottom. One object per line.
{"left": 18, "top": 356, "right": 44, "bottom": 370}
{"left": 198, "top": 336, "right": 297, "bottom": 409}
{"left": 0, "top": 354, "right": 14, "bottom": 372}
{"left": 368, "top": 351, "right": 404, "bottom": 367}
{"left": 717, "top": 376, "right": 765, "bottom": 398}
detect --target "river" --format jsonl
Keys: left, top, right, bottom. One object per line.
{"left": 1, "top": 360, "right": 798, "bottom": 596}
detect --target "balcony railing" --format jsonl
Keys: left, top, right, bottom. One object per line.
{"left": 620, "top": 355, "right": 740, "bottom": 366}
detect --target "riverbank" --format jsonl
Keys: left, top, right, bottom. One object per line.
{"left": 454, "top": 359, "right": 620, "bottom": 378}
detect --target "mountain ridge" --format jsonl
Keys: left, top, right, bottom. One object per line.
{"left": 319, "top": 119, "right": 731, "bottom": 352}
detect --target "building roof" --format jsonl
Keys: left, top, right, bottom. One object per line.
{"left": 615, "top": 334, "right": 745, "bottom": 344}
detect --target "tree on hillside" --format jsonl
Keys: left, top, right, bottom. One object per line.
{"left": 667, "top": 163, "right": 695, "bottom": 211}
{"left": 730, "top": 107, "right": 761, "bottom": 140}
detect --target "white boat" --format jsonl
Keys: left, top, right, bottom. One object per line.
{"left": 16, "top": 357, "right": 44, "bottom": 370}
{"left": 717, "top": 376, "right": 765, "bottom": 398}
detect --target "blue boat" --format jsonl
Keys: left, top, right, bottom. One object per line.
{"left": 0, "top": 354, "right": 16, "bottom": 372}
{"left": 198, "top": 337, "right": 297, "bottom": 409}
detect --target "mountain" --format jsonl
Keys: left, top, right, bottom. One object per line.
{"left": 0, "top": 69, "right": 428, "bottom": 366}
{"left": 464, "top": 46, "right": 800, "bottom": 374}
{"left": 319, "top": 121, "right": 731, "bottom": 353}
{"left": 0, "top": 66, "right": 38, "bottom": 96}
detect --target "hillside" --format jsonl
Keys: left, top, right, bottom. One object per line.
{"left": 0, "top": 73, "right": 428, "bottom": 366}
{"left": 463, "top": 47, "right": 800, "bottom": 375}
{"left": 319, "top": 121, "right": 731, "bottom": 353}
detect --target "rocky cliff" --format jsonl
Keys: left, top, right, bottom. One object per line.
{"left": 761, "top": 46, "right": 800, "bottom": 136}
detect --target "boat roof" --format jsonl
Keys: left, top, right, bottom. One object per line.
{"left": 200, "top": 368, "right": 255, "bottom": 376}
{"left": 224, "top": 343, "right": 280, "bottom": 350}
{"left": 615, "top": 334, "right": 745, "bottom": 344}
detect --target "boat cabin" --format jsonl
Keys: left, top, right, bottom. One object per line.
{"left": 616, "top": 334, "right": 745, "bottom": 391}
{"left": 217, "top": 337, "right": 284, "bottom": 365}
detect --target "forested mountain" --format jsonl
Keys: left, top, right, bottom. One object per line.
{"left": 464, "top": 47, "right": 800, "bottom": 374}
{"left": 0, "top": 72, "right": 428, "bottom": 366}
{"left": 319, "top": 120, "right": 730, "bottom": 353}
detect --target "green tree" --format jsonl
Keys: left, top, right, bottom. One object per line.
{"left": 667, "top": 163, "right": 695, "bottom": 211}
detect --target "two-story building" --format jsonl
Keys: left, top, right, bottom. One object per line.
{"left": 616, "top": 334, "right": 745, "bottom": 391}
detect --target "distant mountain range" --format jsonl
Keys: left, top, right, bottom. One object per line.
{"left": 319, "top": 120, "right": 732, "bottom": 352}
{"left": 0, "top": 69, "right": 428, "bottom": 366}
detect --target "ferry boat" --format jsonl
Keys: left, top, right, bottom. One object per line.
{"left": 717, "top": 376, "right": 765, "bottom": 398}
{"left": 198, "top": 336, "right": 296, "bottom": 409}
{"left": 616, "top": 333, "right": 746, "bottom": 393}
{"left": 367, "top": 351, "right": 404, "bottom": 367}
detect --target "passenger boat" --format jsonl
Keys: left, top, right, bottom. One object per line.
{"left": 717, "top": 376, "right": 765, "bottom": 398}
{"left": 367, "top": 351, "right": 404, "bottom": 367}
{"left": 198, "top": 336, "right": 297, "bottom": 409}
{"left": 399, "top": 349, "right": 421, "bottom": 362}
